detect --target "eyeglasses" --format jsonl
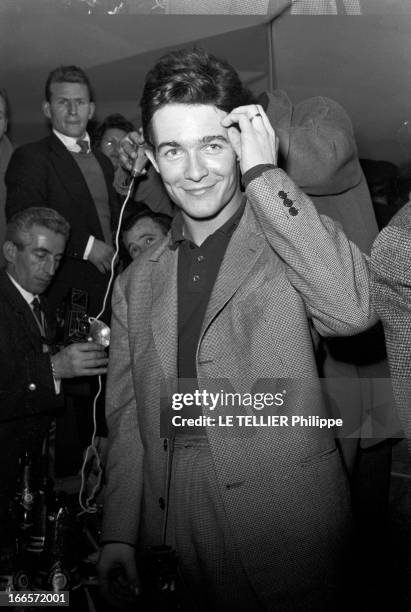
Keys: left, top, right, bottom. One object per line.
{"left": 101, "top": 137, "right": 121, "bottom": 149}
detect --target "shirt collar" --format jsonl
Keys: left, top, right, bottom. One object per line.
{"left": 53, "top": 129, "right": 90, "bottom": 153}
{"left": 170, "top": 196, "right": 247, "bottom": 250}
{"left": 7, "top": 272, "right": 38, "bottom": 307}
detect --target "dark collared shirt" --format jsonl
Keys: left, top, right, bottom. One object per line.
{"left": 172, "top": 198, "right": 246, "bottom": 384}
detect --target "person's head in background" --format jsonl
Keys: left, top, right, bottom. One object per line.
{"left": 93, "top": 114, "right": 135, "bottom": 170}
{"left": 3, "top": 207, "right": 70, "bottom": 294}
{"left": 0, "top": 89, "right": 9, "bottom": 143}
{"left": 122, "top": 209, "right": 171, "bottom": 263}
{"left": 42, "top": 65, "right": 95, "bottom": 140}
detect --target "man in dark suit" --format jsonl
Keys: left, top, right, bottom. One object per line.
{"left": 5, "top": 65, "right": 119, "bottom": 319}
{"left": 0, "top": 207, "right": 108, "bottom": 535}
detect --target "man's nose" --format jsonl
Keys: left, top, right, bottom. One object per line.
{"left": 43, "top": 257, "right": 57, "bottom": 276}
{"left": 67, "top": 100, "right": 78, "bottom": 115}
{"left": 184, "top": 151, "right": 208, "bottom": 182}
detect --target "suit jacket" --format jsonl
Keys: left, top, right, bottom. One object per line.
{"left": 0, "top": 269, "right": 63, "bottom": 527}
{"left": 370, "top": 201, "right": 411, "bottom": 448}
{"left": 102, "top": 168, "right": 374, "bottom": 608}
{"left": 5, "top": 133, "right": 119, "bottom": 318}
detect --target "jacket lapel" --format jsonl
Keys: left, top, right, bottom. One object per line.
{"left": 201, "top": 204, "right": 265, "bottom": 337}
{"left": 0, "top": 271, "right": 44, "bottom": 351}
{"left": 150, "top": 244, "right": 179, "bottom": 381}
{"left": 149, "top": 204, "right": 267, "bottom": 380}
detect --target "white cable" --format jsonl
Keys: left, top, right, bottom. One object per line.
{"left": 78, "top": 176, "right": 136, "bottom": 514}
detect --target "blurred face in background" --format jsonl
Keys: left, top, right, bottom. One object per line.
{"left": 123, "top": 217, "right": 166, "bottom": 260}
{"left": 100, "top": 127, "right": 128, "bottom": 169}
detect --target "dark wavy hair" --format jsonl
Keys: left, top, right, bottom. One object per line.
{"left": 6, "top": 207, "right": 70, "bottom": 248}
{"left": 140, "top": 48, "right": 256, "bottom": 146}
{"left": 122, "top": 209, "right": 171, "bottom": 236}
{"left": 45, "top": 65, "right": 93, "bottom": 102}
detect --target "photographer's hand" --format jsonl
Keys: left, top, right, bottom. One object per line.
{"left": 88, "top": 238, "right": 115, "bottom": 274}
{"left": 97, "top": 542, "right": 141, "bottom": 608}
{"left": 119, "top": 129, "right": 147, "bottom": 175}
{"left": 221, "top": 104, "right": 279, "bottom": 174}
{"left": 51, "top": 342, "right": 108, "bottom": 379}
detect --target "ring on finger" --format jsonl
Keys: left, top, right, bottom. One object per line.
{"left": 250, "top": 113, "right": 262, "bottom": 123}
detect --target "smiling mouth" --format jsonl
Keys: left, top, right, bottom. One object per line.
{"left": 185, "top": 185, "right": 215, "bottom": 196}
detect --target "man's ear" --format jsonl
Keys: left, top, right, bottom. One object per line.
{"left": 88, "top": 101, "right": 95, "bottom": 121}
{"left": 144, "top": 146, "right": 160, "bottom": 173}
{"left": 3, "top": 240, "right": 16, "bottom": 264}
{"left": 42, "top": 101, "right": 51, "bottom": 120}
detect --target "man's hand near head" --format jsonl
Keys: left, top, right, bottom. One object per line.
{"left": 118, "top": 129, "right": 147, "bottom": 176}
{"left": 221, "top": 104, "right": 279, "bottom": 174}
{"left": 51, "top": 341, "right": 108, "bottom": 379}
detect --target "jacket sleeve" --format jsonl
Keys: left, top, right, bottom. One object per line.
{"left": 132, "top": 165, "right": 174, "bottom": 217}
{"left": 246, "top": 167, "right": 376, "bottom": 337}
{"left": 5, "top": 145, "right": 50, "bottom": 217}
{"left": 101, "top": 274, "right": 143, "bottom": 545}
{"left": 370, "top": 206, "right": 411, "bottom": 443}
{"left": 266, "top": 91, "right": 362, "bottom": 196}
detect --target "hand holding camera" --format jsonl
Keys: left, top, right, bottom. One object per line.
{"left": 51, "top": 342, "right": 108, "bottom": 379}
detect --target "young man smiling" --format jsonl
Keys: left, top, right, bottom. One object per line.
{"left": 98, "top": 49, "right": 375, "bottom": 611}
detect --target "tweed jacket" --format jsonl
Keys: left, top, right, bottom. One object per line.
{"left": 103, "top": 167, "right": 374, "bottom": 607}
{"left": 5, "top": 133, "right": 119, "bottom": 317}
{"left": 0, "top": 269, "right": 63, "bottom": 527}
{"left": 370, "top": 201, "right": 411, "bottom": 447}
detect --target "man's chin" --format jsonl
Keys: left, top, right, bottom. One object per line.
{"left": 34, "top": 279, "right": 51, "bottom": 293}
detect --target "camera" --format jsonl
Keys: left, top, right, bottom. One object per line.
{"left": 59, "top": 288, "right": 90, "bottom": 345}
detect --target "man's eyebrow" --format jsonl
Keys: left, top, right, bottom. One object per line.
{"left": 200, "top": 135, "right": 229, "bottom": 145}
{"left": 34, "top": 247, "right": 63, "bottom": 257}
{"left": 157, "top": 135, "right": 228, "bottom": 151}
{"left": 157, "top": 140, "right": 180, "bottom": 152}
{"left": 34, "top": 247, "right": 51, "bottom": 254}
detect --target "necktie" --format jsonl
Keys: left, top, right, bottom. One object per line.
{"left": 76, "top": 139, "right": 90, "bottom": 154}
{"left": 31, "top": 297, "right": 46, "bottom": 337}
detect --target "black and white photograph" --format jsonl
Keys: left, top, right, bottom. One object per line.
{"left": 0, "top": 1, "right": 410, "bottom": 610}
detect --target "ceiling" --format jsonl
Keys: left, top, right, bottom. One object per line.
{"left": 0, "top": 9, "right": 272, "bottom": 144}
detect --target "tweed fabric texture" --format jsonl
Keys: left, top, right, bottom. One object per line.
{"left": 370, "top": 201, "right": 411, "bottom": 450}
{"left": 290, "top": 0, "right": 361, "bottom": 14}
{"left": 166, "top": 0, "right": 271, "bottom": 14}
{"left": 167, "top": 438, "right": 262, "bottom": 611}
{"left": 103, "top": 167, "right": 373, "bottom": 608}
